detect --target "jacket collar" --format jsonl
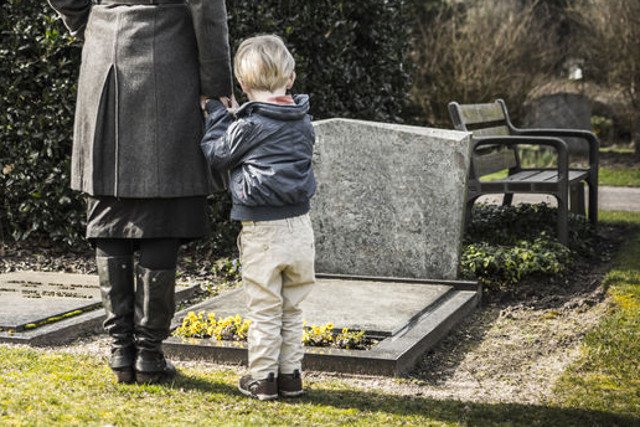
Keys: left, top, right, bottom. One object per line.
{"left": 235, "top": 94, "right": 310, "bottom": 120}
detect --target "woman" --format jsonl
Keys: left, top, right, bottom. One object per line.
{"left": 47, "top": 0, "right": 233, "bottom": 384}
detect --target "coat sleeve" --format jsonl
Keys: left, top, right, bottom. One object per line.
{"left": 188, "top": 0, "right": 233, "bottom": 98}
{"left": 200, "top": 101, "right": 262, "bottom": 172}
{"left": 47, "top": 0, "right": 92, "bottom": 38}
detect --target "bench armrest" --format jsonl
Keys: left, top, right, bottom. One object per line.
{"left": 473, "top": 135, "right": 570, "bottom": 184}
{"left": 512, "top": 128, "right": 599, "bottom": 169}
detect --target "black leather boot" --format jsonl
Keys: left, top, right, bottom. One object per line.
{"left": 134, "top": 265, "right": 177, "bottom": 384}
{"left": 97, "top": 256, "right": 136, "bottom": 384}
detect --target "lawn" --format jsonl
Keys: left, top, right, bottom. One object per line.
{"left": 1, "top": 212, "right": 639, "bottom": 426}
{"left": 481, "top": 147, "right": 640, "bottom": 187}
{"left": 482, "top": 167, "right": 640, "bottom": 187}
{"left": 598, "top": 167, "right": 640, "bottom": 187}
{"left": 553, "top": 210, "right": 640, "bottom": 418}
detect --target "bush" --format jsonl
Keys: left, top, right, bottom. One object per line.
{"left": 461, "top": 235, "right": 572, "bottom": 286}
{"left": 570, "top": 0, "right": 640, "bottom": 153}
{"left": 410, "top": 0, "right": 565, "bottom": 127}
{"left": 0, "top": 0, "right": 411, "bottom": 251}
{"left": 0, "top": 1, "right": 84, "bottom": 246}
{"left": 461, "top": 204, "right": 596, "bottom": 289}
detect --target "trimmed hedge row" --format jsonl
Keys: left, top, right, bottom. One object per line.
{"left": 0, "top": 0, "right": 411, "bottom": 250}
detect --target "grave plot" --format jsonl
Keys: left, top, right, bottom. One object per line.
{"left": 165, "top": 119, "right": 480, "bottom": 376}
{"left": 0, "top": 271, "right": 199, "bottom": 346}
{"left": 165, "top": 275, "right": 479, "bottom": 375}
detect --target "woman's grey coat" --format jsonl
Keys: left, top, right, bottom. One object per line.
{"left": 48, "top": 0, "right": 232, "bottom": 197}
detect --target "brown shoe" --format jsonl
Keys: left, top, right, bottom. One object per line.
{"left": 238, "top": 373, "right": 278, "bottom": 401}
{"left": 278, "top": 370, "right": 304, "bottom": 397}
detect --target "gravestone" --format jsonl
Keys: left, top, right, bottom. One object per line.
{"left": 523, "top": 91, "right": 592, "bottom": 155}
{"left": 165, "top": 119, "right": 480, "bottom": 375}
{"left": 171, "top": 277, "right": 453, "bottom": 337}
{"left": 0, "top": 272, "right": 101, "bottom": 330}
{"left": 311, "top": 119, "right": 472, "bottom": 279}
{"left": 0, "top": 271, "right": 199, "bottom": 345}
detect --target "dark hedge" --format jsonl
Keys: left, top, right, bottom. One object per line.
{"left": 0, "top": 0, "right": 411, "bottom": 251}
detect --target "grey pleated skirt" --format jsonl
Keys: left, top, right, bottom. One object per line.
{"left": 86, "top": 196, "right": 208, "bottom": 241}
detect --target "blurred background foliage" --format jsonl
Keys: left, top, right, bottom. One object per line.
{"left": 1, "top": 0, "right": 638, "bottom": 252}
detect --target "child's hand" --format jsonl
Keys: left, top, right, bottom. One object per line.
{"left": 230, "top": 94, "right": 239, "bottom": 109}
{"left": 219, "top": 96, "right": 232, "bottom": 108}
{"left": 219, "top": 95, "right": 239, "bottom": 115}
{"left": 200, "top": 96, "right": 209, "bottom": 111}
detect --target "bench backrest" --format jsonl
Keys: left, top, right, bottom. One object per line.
{"left": 448, "top": 99, "right": 518, "bottom": 178}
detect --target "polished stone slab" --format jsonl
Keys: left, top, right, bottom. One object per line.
{"left": 173, "top": 277, "right": 453, "bottom": 336}
{"left": 0, "top": 271, "right": 201, "bottom": 345}
{"left": 311, "top": 119, "right": 472, "bottom": 279}
{"left": 0, "top": 272, "right": 101, "bottom": 329}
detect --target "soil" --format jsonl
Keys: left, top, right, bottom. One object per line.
{"left": 0, "top": 223, "right": 631, "bottom": 406}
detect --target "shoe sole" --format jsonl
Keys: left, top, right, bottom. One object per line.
{"left": 237, "top": 384, "right": 278, "bottom": 401}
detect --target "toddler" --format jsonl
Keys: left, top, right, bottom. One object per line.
{"left": 201, "top": 35, "right": 316, "bottom": 400}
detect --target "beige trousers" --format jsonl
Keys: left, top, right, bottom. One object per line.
{"left": 239, "top": 213, "right": 315, "bottom": 380}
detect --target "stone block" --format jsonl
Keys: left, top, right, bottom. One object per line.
{"left": 311, "top": 119, "right": 471, "bottom": 280}
{"left": 523, "top": 92, "right": 592, "bottom": 154}
{"left": 172, "top": 277, "right": 453, "bottom": 336}
{"left": 0, "top": 271, "right": 200, "bottom": 345}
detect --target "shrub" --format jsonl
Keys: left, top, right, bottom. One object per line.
{"left": 466, "top": 203, "right": 597, "bottom": 256}
{"left": 570, "top": 0, "right": 640, "bottom": 153}
{"left": 0, "top": 1, "right": 84, "bottom": 247}
{"left": 1, "top": 0, "right": 411, "bottom": 250}
{"left": 410, "top": 0, "right": 565, "bottom": 127}
{"left": 460, "top": 235, "right": 573, "bottom": 286}
{"left": 461, "top": 203, "right": 596, "bottom": 289}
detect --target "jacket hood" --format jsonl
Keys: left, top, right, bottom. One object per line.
{"left": 236, "top": 94, "right": 310, "bottom": 120}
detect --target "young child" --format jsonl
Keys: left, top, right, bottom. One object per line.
{"left": 201, "top": 35, "right": 316, "bottom": 401}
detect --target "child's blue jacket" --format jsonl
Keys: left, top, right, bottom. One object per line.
{"left": 201, "top": 94, "right": 316, "bottom": 221}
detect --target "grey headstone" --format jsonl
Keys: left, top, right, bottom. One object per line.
{"left": 0, "top": 272, "right": 101, "bottom": 329}
{"left": 523, "top": 93, "right": 592, "bottom": 154}
{"left": 310, "top": 119, "right": 471, "bottom": 280}
{"left": 175, "top": 277, "right": 453, "bottom": 335}
{"left": 0, "top": 271, "right": 195, "bottom": 331}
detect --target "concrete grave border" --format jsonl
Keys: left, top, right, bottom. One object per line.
{"left": 163, "top": 274, "right": 480, "bottom": 376}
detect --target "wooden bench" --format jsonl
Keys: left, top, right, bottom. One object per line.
{"left": 448, "top": 99, "right": 599, "bottom": 244}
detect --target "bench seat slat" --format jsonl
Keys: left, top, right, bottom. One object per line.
{"left": 471, "top": 126, "right": 510, "bottom": 137}
{"left": 496, "top": 169, "right": 589, "bottom": 184}
{"left": 504, "top": 170, "right": 539, "bottom": 181}
{"left": 458, "top": 103, "right": 506, "bottom": 125}
{"left": 523, "top": 170, "right": 558, "bottom": 182}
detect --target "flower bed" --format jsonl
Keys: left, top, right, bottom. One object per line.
{"left": 173, "top": 311, "right": 374, "bottom": 350}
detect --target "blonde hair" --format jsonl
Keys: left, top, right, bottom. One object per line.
{"left": 234, "top": 35, "right": 295, "bottom": 92}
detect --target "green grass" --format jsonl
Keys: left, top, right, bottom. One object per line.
{"left": 480, "top": 146, "right": 640, "bottom": 187}
{"left": 0, "top": 346, "right": 635, "bottom": 426}
{"left": 1, "top": 213, "right": 640, "bottom": 426}
{"left": 553, "top": 211, "right": 640, "bottom": 419}
{"left": 599, "top": 167, "right": 640, "bottom": 187}
{"left": 481, "top": 166, "right": 640, "bottom": 187}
